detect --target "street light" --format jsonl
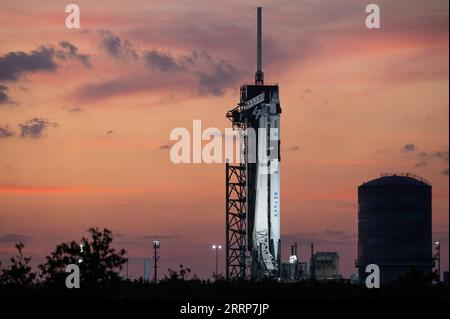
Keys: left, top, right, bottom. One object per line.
{"left": 212, "top": 244, "right": 222, "bottom": 276}
{"left": 153, "top": 240, "right": 160, "bottom": 283}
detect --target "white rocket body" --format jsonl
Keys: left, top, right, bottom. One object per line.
{"left": 251, "top": 93, "right": 281, "bottom": 274}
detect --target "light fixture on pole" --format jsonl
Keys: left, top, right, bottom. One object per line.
{"left": 153, "top": 240, "right": 160, "bottom": 283}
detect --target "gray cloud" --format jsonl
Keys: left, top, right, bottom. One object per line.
{"left": 0, "top": 46, "right": 57, "bottom": 81}
{"left": 435, "top": 150, "right": 449, "bottom": 162}
{"left": 0, "top": 46, "right": 56, "bottom": 104}
{"left": 100, "top": 28, "right": 243, "bottom": 95}
{"left": 143, "top": 49, "right": 240, "bottom": 95}
{"left": 74, "top": 48, "right": 241, "bottom": 102}
{"left": 58, "top": 41, "right": 92, "bottom": 69}
{"left": 74, "top": 74, "right": 175, "bottom": 102}
{"left": 19, "top": 118, "right": 57, "bottom": 138}
{"left": 144, "top": 50, "right": 183, "bottom": 72}
{"left": 0, "top": 42, "right": 90, "bottom": 104}
{"left": 402, "top": 143, "right": 416, "bottom": 153}
{"left": 0, "top": 125, "right": 15, "bottom": 138}
{"left": 414, "top": 149, "right": 449, "bottom": 173}
{"left": 0, "top": 84, "right": 14, "bottom": 105}
{"left": 100, "top": 30, "right": 138, "bottom": 60}
{"left": 417, "top": 150, "right": 449, "bottom": 163}
{"left": 197, "top": 60, "right": 240, "bottom": 96}
{"left": 0, "top": 234, "right": 32, "bottom": 243}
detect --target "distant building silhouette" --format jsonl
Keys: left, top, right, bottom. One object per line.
{"left": 144, "top": 258, "right": 151, "bottom": 281}
{"left": 356, "top": 173, "right": 433, "bottom": 284}
{"left": 281, "top": 242, "right": 308, "bottom": 282}
{"left": 311, "top": 252, "right": 341, "bottom": 281}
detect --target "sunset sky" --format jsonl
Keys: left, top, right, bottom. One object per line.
{"left": 0, "top": 0, "right": 448, "bottom": 279}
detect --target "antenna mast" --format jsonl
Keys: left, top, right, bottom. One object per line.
{"left": 255, "top": 7, "right": 264, "bottom": 85}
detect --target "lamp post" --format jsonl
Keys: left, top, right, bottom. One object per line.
{"left": 212, "top": 244, "right": 222, "bottom": 276}
{"left": 153, "top": 240, "right": 160, "bottom": 283}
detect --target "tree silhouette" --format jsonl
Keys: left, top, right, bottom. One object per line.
{"left": 166, "top": 264, "right": 192, "bottom": 281}
{"left": 0, "top": 242, "right": 36, "bottom": 286}
{"left": 39, "top": 228, "right": 127, "bottom": 285}
{"left": 212, "top": 272, "right": 225, "bottom": 281}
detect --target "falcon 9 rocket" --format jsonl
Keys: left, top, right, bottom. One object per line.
{"left": 226, "top": 7, "right": 282, "bottom": 279}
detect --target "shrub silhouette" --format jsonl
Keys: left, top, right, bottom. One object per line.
{"left": 165, "top": 264, "right": 193, "bottom": 281}
{"left": 39, "top": 227, "right": 127, "bottom": 286}
{"left": 0, "top": 242, "right": 36, "bottom": 286}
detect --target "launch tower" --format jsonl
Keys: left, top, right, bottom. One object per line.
{"left": 226, "top": 7, "right": 282, "bottom": 280}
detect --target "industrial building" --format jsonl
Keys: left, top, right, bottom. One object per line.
{"left": 311, "top": 252, "right": 341, "bottom": 281}
{"left": 281, "top": 243, "right": 308, "bottom": 282}
{"left": 356, "top": 173, "right": 434, "bottom": 284}
{"left": 281, "top": 262, "right": 308, "bottom": 283}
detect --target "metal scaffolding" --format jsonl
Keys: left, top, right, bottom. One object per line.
{"left": 225, "top": 161, "right": 247, "bottom": 280}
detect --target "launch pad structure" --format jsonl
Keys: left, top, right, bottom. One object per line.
{"left": 226, "top": 7, "right": 282, "bottom": 280}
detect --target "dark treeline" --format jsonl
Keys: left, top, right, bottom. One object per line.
{"left": 0, "top": 228, "right": 448, "bottom": 299}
